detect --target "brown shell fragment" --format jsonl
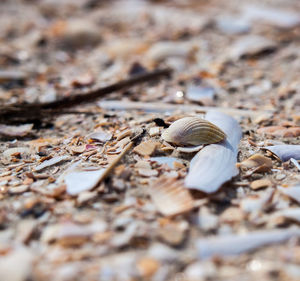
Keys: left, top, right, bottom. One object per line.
{"left": 238, "top": 154, "right": 272, "bottom": 172}
{"left": 149, "top": 177, "right": 194, "bottom": 217}
{"left": 133, "top": 140, "right": 160, "bottom": 156}
{"left": 162, "top": 117, "right": 226, "bottom": 146}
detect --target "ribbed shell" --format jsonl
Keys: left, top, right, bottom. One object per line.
{"left": 162, "top": 117, "right": 226, "bottom": 146}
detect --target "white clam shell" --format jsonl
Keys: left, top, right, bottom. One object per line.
{"left": 185, "top": 111, "right": 242, "bottom": 193}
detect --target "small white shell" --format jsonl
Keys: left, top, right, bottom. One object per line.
{"left": 162, "top": 117, "right": 226, "bottom": 146}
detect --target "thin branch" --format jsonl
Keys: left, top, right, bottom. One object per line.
{"left": 0, "top": 68, "right": 172, "bottom": 124}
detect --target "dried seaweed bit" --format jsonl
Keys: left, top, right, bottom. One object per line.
{"left": 149, "top": 177, "right": 194, "bottom": 217}
{"left": 185, "top": 111, "right": 242, "bottom": 193}
{"left": 0, "top": 124, "right": 33, "bottom": 137}
{"left": 65, "top": 169, "right": 105, "bottom": 195}
{"left": 197, "top": 228, "right": 300, "bottom": 259}
{"left": 263, "top": 145, "right": 300, "bottom": 162}
{"left": 34, "top": 156, "right": 70, "bottom": 172}
{"left": 278, "top": 184, "right": 300, "bottom": 204}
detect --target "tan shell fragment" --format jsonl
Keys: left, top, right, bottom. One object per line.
{"left": 149, "top": 177, "right": 194, "bottom": 217}
{"left": 162, "top": 117, "right": 226, "bottom": 146}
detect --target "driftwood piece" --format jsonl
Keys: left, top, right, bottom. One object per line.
{"left": 0, "top": 68, "right": 172, "bottom": 124}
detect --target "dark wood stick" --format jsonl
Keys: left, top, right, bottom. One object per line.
{"left": 0, "top": 68, "right": 172, "bottom": 124}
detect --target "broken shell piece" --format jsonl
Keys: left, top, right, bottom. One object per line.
{"left": 250, "top": 179, "right": 272, "bottom": 190}
{"left": 133, "top": 140, "right": 160, "bottom": 156}
{"left": 185, "top": 111, "right": 242, "bottom": 193}
{"left": 149, "top": 177, "right": 194, "bottom": 217}
{"left": 238, "top": 154, "right": 272, "bottom": 170}
{"left": 263, "top": 145, "right": 300, "bottom": 162}
{"left": 197, "top": 228, "right": 300, "bottom": 259}
{"left": 177, "top": 145, "right": 204, "bottom": 153}
{"left": 162, "top": 117, "right": 226, "bottom": 146}
{"left": 87, "top": 130, "right": 112, "bottom": 142}
{"left": 291, "top": 158, "right": 300, "bottom": 171}
{"left": 35, "top": 156, "right": 70, "bottom": 172}
{"left": 278, "top": 184, "right": 300, "bottom": 204}
{"left": 65, "top": 169, "right": 105, "bottom": 195}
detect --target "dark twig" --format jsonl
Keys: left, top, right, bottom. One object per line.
{"left": 0, "top": 68, "right": 172, "bottom": 124}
